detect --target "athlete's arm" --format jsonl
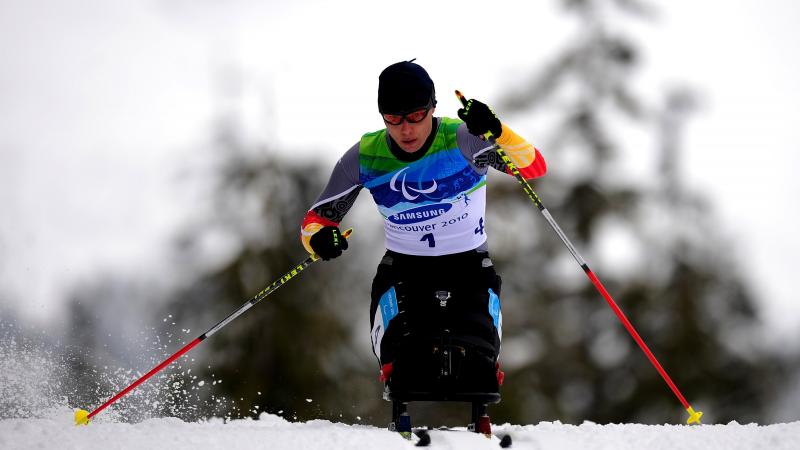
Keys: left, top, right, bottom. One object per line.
{"left": 493, "top": 123, "right": 547, "bottom": 179}
{"left": 300, "top": 143, "right": 363, "bottom": 254}
{"left": 457, "top": 122, "right": 546, "bottom": 179}
{"left": 457, "top": 98, "right": 546, "bottom": 179}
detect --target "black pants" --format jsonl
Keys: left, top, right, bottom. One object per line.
{"left": 369, "top": 249, "right": 502, "bottom": 393}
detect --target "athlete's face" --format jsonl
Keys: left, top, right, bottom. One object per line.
{"left": 384, "top": 107, "right": 435, "bottom": 153}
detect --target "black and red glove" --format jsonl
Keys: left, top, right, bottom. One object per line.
{"left": 309, "top": 226, "right": 349, "bottom": 261}
{"left": 457, "top": 98, "right": 502, "bottom": 138}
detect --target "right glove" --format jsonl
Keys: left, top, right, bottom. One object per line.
{"left": 309, "top": 226, "right": 348, "bottom": 261}
{"left": 457, "top": 98, "right": 503, "bottom": 138}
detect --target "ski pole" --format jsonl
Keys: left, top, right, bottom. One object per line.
{"left": 456, "top": 90, "right": 702, "bottom": 425}
{"left": 74, "top": 229, "right": 353, "bottom": 425}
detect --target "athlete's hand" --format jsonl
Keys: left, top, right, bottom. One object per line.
{"left": 457, "top": 98, "right": 502, "bottom": 138}
{"left": 309, "top": 226, "right": 349, "bottom": 261}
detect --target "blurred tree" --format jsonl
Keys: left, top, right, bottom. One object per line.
{"left": 487, "top": 0, "right": 790, "bottom": 424}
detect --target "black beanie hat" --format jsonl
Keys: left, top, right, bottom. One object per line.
{"left": 378, "top": 60, "right": 437, "bottom": 114}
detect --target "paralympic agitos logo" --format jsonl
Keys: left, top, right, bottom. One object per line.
{"left": 390, "top": 167, "right": 437, "bottom": 200}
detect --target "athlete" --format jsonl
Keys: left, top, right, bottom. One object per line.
{"left": 299, "top": 60, "right": 546, "bottom": 426}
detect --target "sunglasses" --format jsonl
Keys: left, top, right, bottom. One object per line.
{"left": 382, "top": 107, "right": 431, "bottom": 126}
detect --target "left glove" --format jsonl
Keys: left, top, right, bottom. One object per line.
{"left": 457, "top": 98, "right": 502, "bottom": 138}
{"left": 309, "top": 226, "right": 349, "bottom": 261}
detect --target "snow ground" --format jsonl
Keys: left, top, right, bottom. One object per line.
{"left": 0, "top": 408, "right": 797, "bottom": 450}
{"left": 1, "top": 329, "right": 798, "bottom": 450}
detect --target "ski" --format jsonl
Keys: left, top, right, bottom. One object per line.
{"left": 410, "top": 427, "right": 512, "bottom": 448}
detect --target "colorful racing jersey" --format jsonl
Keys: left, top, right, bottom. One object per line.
{"left": 301, "top": 117, "right": 546, "bottom": 256}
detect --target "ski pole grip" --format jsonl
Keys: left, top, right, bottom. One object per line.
{"left": 455, "top": 89, "right": 469, "bottom": 107}
{"left": 311, "top": 228, "right": 353, "bottom": 261}
{"left": 456, "top": 89, "right": 494, "bottom": 143}
{"left": 454, "top": 90, "right": 493, "bottom": 142}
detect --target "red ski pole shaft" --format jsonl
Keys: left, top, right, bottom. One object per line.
{"left": 75, "top": 230, "right": 352, "bottom": 425}
{"left": 455, "top": 90, "right": 702, "bottom": 424}
{"left": 584, "top": 269, "right": 690, "bottom": 409}
{"left": 84, "top": 338, "right": 203, "bottom": 422}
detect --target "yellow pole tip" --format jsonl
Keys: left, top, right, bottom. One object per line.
{"left": 74, "top": 409, "right": 90, "bottom": 426}
{"left": 686, "top": 407, "right": 703, "bottom": 425}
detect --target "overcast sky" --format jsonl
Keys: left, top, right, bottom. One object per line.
{"left": 1, "top": 0, "right": 798, "bottom": 343}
